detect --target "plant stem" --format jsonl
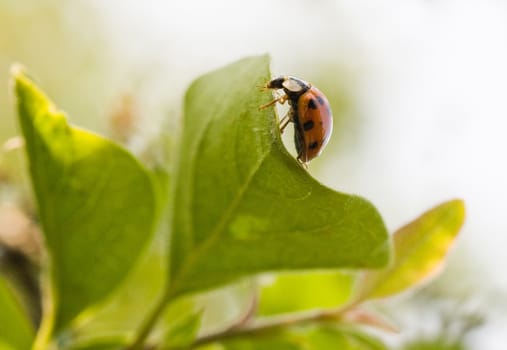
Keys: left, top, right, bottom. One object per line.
{"left": 127, "top": 287, "right": 172, "bottom": 350}
{"left": 130, "top": 289, "right": 365, "bottom": 349}
{"left": 31, "top": 279, "right": 55, "bottom": 350}
{"left": 187, "top": 301, "right": 360, "bottom": 349}
{"left": 32, "top": 317, "right": 52, "bottom": 350}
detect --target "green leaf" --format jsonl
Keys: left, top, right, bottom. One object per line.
{"left": 258, "top": 271, "right": 354, "bottom": 316}
{"left": 162, "top": 310, "right": 202, "bottom": 349}
{"left": 71, "top": 237, "right": 166, "bottom": 340}
{"left": 304, "top": 327, "right": 388, "bottom": 350}
{"left": 168, "top": 55, "right": 389, "bottom": 297}
{"left": 205, "top": 326, "right": 387, "bottom": 350}
{"left": 0, "top": 276, "right": 34, "bottom": 350}
{"left": 216, "top": 335, "right": 299, "bottom": 350}
{"left": 355, "top": 200, "right": 465, "bottom": 300}
{"left": 12, "top": 68, "right": 157, "bottom": 333}
{"left": 67, "top": 336, "right": 127, "bottom": 350}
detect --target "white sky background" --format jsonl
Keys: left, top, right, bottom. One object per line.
{"left": 92, "top": 0, "right": 507, "bottom": 347}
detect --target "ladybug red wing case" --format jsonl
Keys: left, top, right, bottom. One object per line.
{"left": 260, "top": 76, "right": 334, "bottom": 165}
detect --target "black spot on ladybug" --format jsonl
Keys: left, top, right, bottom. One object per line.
{"left": 308, "top": 98, "right": 318, "bottom": 109}
{"left": 316, "top": 95, "right": 326, "bottom": 105}
{"left": 309, "top": 141, "right": 319, "bottom": 149}
{"left": 303, "top": 120, "right": 314, "bottom": 131}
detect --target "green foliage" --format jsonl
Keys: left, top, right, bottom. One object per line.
{"left": 168, "top": 55, "right": 389, "bottom": 297}
{"left": 67, "top": 337, "right": 128, "bottom": 350}
{"left": 203, "top": 326, "right": 387, "bottom": 350}
{"left": 13, "top": 68, "right": 157, "bottom": 335}
{"left": 3, "top": 56, "right": 465, "bottom": 350}
{"left": 258, "top": 271, "right": 354, "bottom": 316}
{"left": 0, "top": 276, "right": 34, "bottom": 350}
{"left": 162, "top": 310, "right": 202, "bottom": 349}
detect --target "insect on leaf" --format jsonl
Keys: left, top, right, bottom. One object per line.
{"left": 168, "top": 55, "right": 390, "bottom": 298}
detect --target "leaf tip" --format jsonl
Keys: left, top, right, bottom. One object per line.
{"left": 9, "top": 64, "right": 38, "bottom": 95}
{"left": 260, "top": 52, "right": 271, "bottom": 62}
{"left": 10, "top": 65, "right": 60, "bottom": 123}
{"left": 450, "top": 198, "right": 466, "bottom": 217}
{"left": 9, "top": 63, "right": 27, "bottom": 97}
{"left": 10, "top": 64, "right": 37, "bottom": 100}
{"left": 438, "top": 198, "right": 466, "bottom": 231}
{"left": 10, "top": 62, "right": 26, "bottom": 78}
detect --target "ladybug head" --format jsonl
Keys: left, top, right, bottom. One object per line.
{"left": 266, "top": 76, "right": 286, "bottom": 89}
{"left": 266, "top": 76, "right": 311, "bottom": 97}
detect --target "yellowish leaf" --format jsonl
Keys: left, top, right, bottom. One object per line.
{"left": 356, "top": 199, "right": 465, "bottom": 300}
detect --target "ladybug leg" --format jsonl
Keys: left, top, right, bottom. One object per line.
{"left": 296, "top": 156, "right": 309, "bottom": 170}
{"left": 280, "top": 106, "right": 296, "bottom": 133}
{"left": 279, "top": 115, "right": 291, "bottom": 133}
{"left": 279, "top": 108, "right": 294, "bottom": 133}
{"left": 259, "top": 94, "right": 288, "bottom": 110}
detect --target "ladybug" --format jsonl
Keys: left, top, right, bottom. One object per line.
{"left": 260, "top": 76, "right": 333, "bottom": 165}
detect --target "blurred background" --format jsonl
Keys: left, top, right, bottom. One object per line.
{"left": 1, "top": 0, "right": 506, "bottom": 349}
